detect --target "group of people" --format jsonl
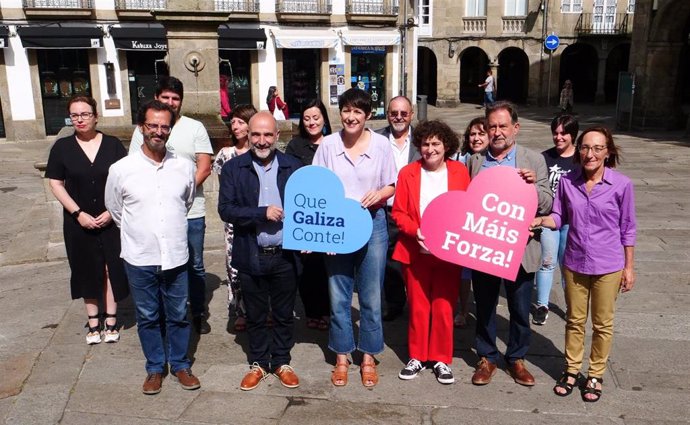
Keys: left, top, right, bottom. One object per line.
{"left": 46, "top": 76, "right": 636, "bottom": 403}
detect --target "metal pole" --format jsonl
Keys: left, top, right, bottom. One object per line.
{"left": 628, "top": 73, "right": 635, "bottom": 131}
{"left": 547, "top": 50, "right": 553, "bottom": 106}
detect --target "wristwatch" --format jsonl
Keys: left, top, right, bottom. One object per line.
{"left": 71, "top": 209, "right": 82, "bottom": 219}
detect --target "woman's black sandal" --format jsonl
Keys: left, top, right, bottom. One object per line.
{"left": 553, "top": 372, "right": 583, "bottom": 397}
{"left": 103, "top": 313, "right": 120, "bottom": 343}
{"left": 85, "top": 314, "right": 102, "bottom": 345}
{"left": 581, "top": 376, "right": 603, "bottom": 403}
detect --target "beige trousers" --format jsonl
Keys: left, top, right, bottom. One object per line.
{"left": 563, "top": 268, "right": 622, "bottom": 378}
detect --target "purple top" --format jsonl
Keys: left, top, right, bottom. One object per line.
{"left": 313, "top": 129, "right": 397, "bottom": 201}
{"left": 551, "top": 167, "right": 636, "bottom": 275}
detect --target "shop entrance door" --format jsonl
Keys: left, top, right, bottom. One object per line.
{"left": 283, "top": 49, "right": 320, "bottom": 119}
{"left": 126, "top": 51, "right": 168, "bottom": 124}
{"left": 37, "top": 49, "right": 91, "bottom": 135}
{"left": 219, "top": 50, "right": 252, "bottom": 108}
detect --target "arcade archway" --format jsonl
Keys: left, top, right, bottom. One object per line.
{"left": 497, "top": 47, "right": 528, "bottom": 103}
{"left": 417, "top": 46, "right": 438, "bottom": 105}
{"left": 560, "top": 43, "right": 598, "bottom": 103}
{"left": 459, "top": 47, "right": 489, "bottom": 104}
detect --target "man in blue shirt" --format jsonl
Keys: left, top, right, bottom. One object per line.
{"left": 218, "top": 111, "right": 303, "bottom": 391}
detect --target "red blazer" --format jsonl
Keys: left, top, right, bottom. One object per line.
{"left": 391, "top": 159, "right": 470, "bottom": 265}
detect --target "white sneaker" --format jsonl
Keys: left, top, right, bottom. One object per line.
{"left": 86, "top": 331, "right": 102, "bottom": 345}
{"left": 432, "top": 362, "right": 455, "bottom": 384}
{"left": 399, "top": 359, "right": 425, "bottom": 380}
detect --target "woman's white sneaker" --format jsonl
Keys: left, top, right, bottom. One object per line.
{"left": 86, "top": 331, "right": 102, "bottom": 345}
{"left": 399, "top": 359, "right": 425, "bottom": 380}
{"left": 432, "top": 362, "right": 455, "bottom": 384}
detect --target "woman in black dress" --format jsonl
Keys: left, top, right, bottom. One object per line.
{"left": 45, "top": 96, "right": 128, "bottom": 345}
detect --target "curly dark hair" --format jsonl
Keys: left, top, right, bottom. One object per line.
{"left": 412, "top": 120, "right": 460, "bottom": 159}
{"left": 461, "top": 116, "right": 487, "bottom": 155}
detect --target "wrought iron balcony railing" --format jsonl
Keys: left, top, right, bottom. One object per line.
{"left": 462, "top": 17, "right": 486, "bottom": 34}
{"left": 276, "top": 0, "right": 332, "bottom": 14}
{"left": 23, "top": 0, "right": 92, "bottom": 7}
{"left": 114, "top": 0, "right": 166, "bottom": 10}
{"left": 575, "top": 12, "right": 630, "bottom": 35}
{"left": 346, "top": 0, "right": 399, "bottom": 15}
{"left": 215, "top": 0, "right": 259, "bottom": 12}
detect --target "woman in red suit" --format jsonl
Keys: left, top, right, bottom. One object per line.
{"left": 392, "top": 120, "right": 470, "bottom": 385}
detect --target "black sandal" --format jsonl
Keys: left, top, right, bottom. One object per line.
{"left": 103, "top": 313, "right": 120, "bottom": 343}
{"left": 553, "top": 371, "right": 583, "bottom": 397}
{"left": 580, "top": 376, "right": 603, "bottom": 403}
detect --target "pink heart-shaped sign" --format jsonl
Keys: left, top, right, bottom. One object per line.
{"left": 420, "top": 166, "right": 538, "bottom": 281}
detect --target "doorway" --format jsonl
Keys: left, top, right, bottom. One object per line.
{"left": 282, "top": 49, "right": 321, "bottom": 119}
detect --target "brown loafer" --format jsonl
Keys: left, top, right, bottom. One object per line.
{"left": 274, "top": 365, "right": 300, "bottom": 388}
{"left": 471, "top": 357, "right": 497, "bottom": 385}
{"left": 142, "top": 372, "right": 163, "bottom": 395}
{"left": 174, "top": 368, "right": 201, "bottom": 390}
{"left": 240, "top": 363, "right": 267, "bottom": 391}
{"left": 508, "top": 359, "right": 535, "bottom": 386}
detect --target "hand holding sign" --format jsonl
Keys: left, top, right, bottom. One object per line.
{"left": 420, "top": 166, "right": 538, "bottom": 281}
{"left": 283, "top": 166, "right": 373, "bottom": 254}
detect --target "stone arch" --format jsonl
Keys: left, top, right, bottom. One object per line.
{"left": 417, "top": 46, "right": 438, "bottom": 106}
{"left": 458, "top": 46, "right": 490, "bottom": 104}
{"left": 604, "top": 43, "right": 630, "bottom": 103}
{"left": 560, "top": 43, "right": 599, "bottom": 103}
{"left": 497, "top": 47, "right": 529, "bottom": 104}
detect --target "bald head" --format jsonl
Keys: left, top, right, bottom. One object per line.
{"left": 387, "top": 96, "right": 414, "bottom": 137}
{"left": 249, "top": 111, "right": 279, "bottom": 164}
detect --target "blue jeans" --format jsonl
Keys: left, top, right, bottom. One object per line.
{"left": 124, "top": 262, "right": 191, "bottom": 374}
{"left": 472, "top": 267, "right": 533, "bottom": 365}
{"left": 535, "top": 225, "right": 569, "bottom": 307}
{"left": 187, "top": 217, "right": 207, "bottom": 317}
{"left": 325, "top": 208, "right": 388, "bottom": 355}
{"left": 484, "top": 91, "right": 494, "bottom": 106}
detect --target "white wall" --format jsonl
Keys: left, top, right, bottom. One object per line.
{"left": 97, "top": 35, "right": 125, "bottom": 117}
{"left": 4, "top": 27, "right": 36, "bottom": 120}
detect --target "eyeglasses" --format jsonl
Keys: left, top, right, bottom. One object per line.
{"left": 143, "top": 123, "right": 172, "bottom": 134}
{"left": 388, "top": 111, "right": 410, "bottom": 118}
{"left": 578, "top": 145, "right": 607, "bottom": 154}
{"left": 69, "top": 112, "right": 94, "bottom": 120}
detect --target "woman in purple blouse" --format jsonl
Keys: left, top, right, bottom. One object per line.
{"left": 531, "top": 126, "right": 636, "bottom": 403}
{"left": 313, "top": 88, "right": 396, "bottom": 388}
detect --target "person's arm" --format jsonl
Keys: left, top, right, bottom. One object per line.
{"left": 104, "top": 167, "right": 123, "bottom": 228}
{"left": 49, "top": 179, "right": 100, "bottom": 229}
{"left": 195, "top": 153, "right": 212, "bottom": 187}
{"left": 620, "top": 246, "right": 635, "bottom": 292}
{"left": 390, "top": 175, "right": 417, "bottom": 238}
{"left": 217, "top": 163, "right": 268, "bottom": 227}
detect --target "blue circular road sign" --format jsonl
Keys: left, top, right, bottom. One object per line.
{"left": 544, "top": 34, "right": 560, "bottom": 51}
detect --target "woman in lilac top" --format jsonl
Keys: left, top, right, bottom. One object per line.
{"left": 313, "top": 88, "right": 396, "bottom": 388}
{"left": 532, "top": 126, "right": 636, "bottom": 403}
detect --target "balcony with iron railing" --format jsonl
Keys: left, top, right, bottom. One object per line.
{"left": 462, "top": 16, "right": 486, "bottom": 34}
{"left": 23, "top": 0, "right": 93, "bottom": 17}
{"left": 346, "top": 0, "right": 399, "bottom": 23}
{"left": 575, "top": 12, "right": 630, "bottom": 36}
{"left": 502, "top": 16, "right": 526, "bottom": 34}
{"left": 215, "top": 0, "right": 259, "bottom": 13}
{"left": 276, "top": 0, "right": 332, "bottom": 22}
{"left": 114, "top": 0, "right": 166, "bottom": 18}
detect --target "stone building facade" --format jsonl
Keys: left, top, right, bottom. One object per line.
{"left": 414, "top": 0, "right": 636, "bottom": 108}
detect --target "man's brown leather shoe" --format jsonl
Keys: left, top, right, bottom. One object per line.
{"left": 274, "top": 365, "right": 300, "bottom": 388}
{"left": 142, "top": 373, "right": 163, "bottom": 395}
{"left": 240, "top": 363, "right": 267, "bottom": 391}
{"left": 508, "top": 359, "right": 535, "bottom": 386}
{"left": 174, "top": 368, "right": 201, "bottom": 390}
{"left": 472, "top": 357, "right": 497, "bottom": 385}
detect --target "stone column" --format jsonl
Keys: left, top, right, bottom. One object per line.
{"left": 153, "top": 7, "right": 231, "bottom": 147}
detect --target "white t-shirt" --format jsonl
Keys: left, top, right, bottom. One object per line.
{"left": 387, "top": 130, "right": 412, "bottom": 207}
{"left": 484, "top": 75, "right": 494, "bottom": 93}
{"left": 420, "top": 166, "right": 448, "bottom": 216}
{"left": 130, "top": 115, "right": 213, "bottom": 219}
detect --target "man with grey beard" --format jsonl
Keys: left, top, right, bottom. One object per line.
{"left": 218, "top": 111, "right": 303, "bottom": 391}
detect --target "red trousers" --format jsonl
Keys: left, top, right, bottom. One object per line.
{"left": 403, "top": 254, "right": 461, "bottom": 364}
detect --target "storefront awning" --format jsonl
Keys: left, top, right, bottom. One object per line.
{"left": 17, "top": 24, "right": 103, "bottom": 49}
{"left": 218, "top": 26, "right": 266, "bottom": 50}
{"left": 0, "top": 26, "right": 9, "bottom": 49}
{"left": 341, "top": 29, "right": 400, "bottom": 46}
{"left": 271, "top": 29, "right": 338, "bottom": 49}
{"left": 111, "top": 23, "right": 167, "bottom": 51}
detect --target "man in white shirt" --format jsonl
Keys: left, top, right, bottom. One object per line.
{"left": 129, "top": 76, "right": 214, "bottom": 334}
{"left": 376, "top": 96, "right": 420, "bottom": 321}
{"left": 479, "top": 68, "right": 495, "bottom": 108}
{"left": 106, "top": 100, "right": 200, "bottom": 395}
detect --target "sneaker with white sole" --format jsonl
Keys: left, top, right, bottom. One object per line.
{"left": 432, "top": 362, "right": 455, "bottom": 384}
{"left": 86, "top": 330, "right": 102, "bottom": 345}
{"left": 532, "top": 305, "right": 549, "bottom": 325}
{"left": 399, "top": 359, "right": 425, "bottom": 380}
{"left": 103, "top": 329, "right": 120, "bottom": 343}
